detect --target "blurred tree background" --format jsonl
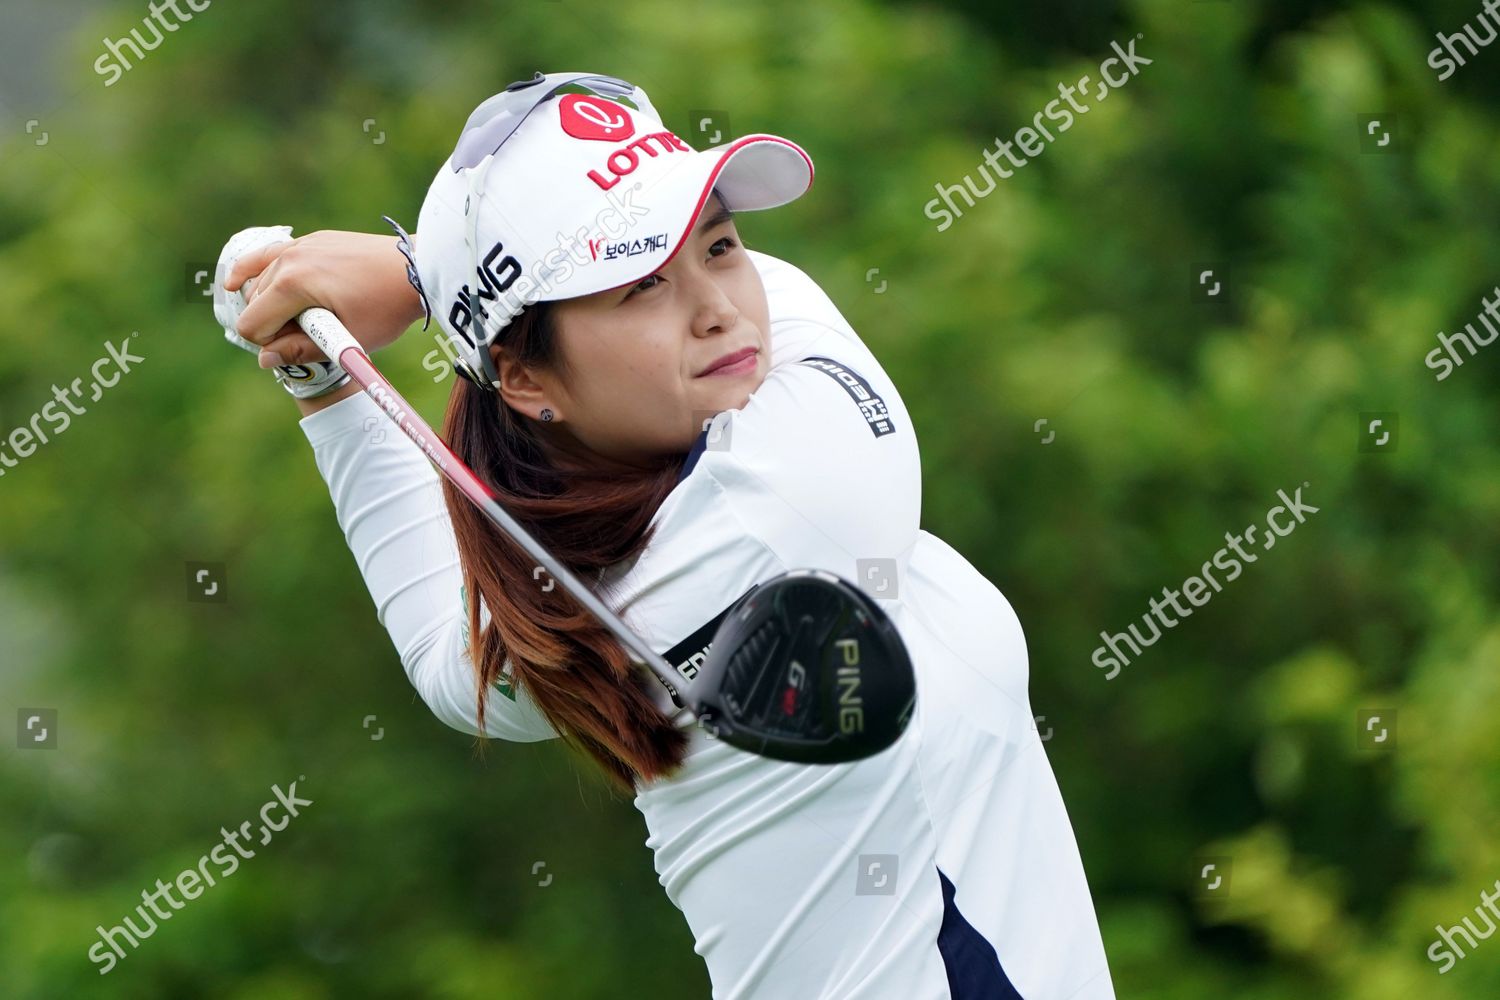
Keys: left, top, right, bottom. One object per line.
{"left": 2, "top": 0, "right": 1498, "bottom": 996}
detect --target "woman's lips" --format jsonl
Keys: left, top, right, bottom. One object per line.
{"left": 698, "top": 348, "right": 758, "bottom": 377}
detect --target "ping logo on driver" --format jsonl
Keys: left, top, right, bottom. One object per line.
{"left": 836, "top": 639, "right": 864, "bottom": 734}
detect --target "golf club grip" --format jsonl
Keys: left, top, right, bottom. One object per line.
{"left": 293, "top": 306, "right": 693, "bottom": 712}
{"left": 297, "top": 306, "right": 360, "bottom": 360}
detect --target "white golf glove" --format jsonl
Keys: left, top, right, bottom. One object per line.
{"left": 213, "top": 225, "right": 352, "bottom": 399}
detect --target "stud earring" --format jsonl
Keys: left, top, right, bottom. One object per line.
{"left": 540, "top": 408, "right": 554, "bottom": 422}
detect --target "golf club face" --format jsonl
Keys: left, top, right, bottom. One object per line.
{"left": 688, "top": 569, "right": 916, "bottom": 764}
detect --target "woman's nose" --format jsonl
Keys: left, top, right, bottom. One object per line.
{"left": 688, "top": 275, "right": 739, "bottom": 335}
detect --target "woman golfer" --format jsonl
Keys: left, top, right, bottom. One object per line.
{"left": 217, "top": 72, "right": 1114, "bottom": 999}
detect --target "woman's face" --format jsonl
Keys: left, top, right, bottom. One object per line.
{"left": 491, "top": 194, "right": 772, "bottom": 468}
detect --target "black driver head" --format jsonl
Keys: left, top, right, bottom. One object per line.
{"left": 687, "top": 569, "right": 916, "bottom": 764}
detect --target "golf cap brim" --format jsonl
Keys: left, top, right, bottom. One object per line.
{"left": 592, "top": 132, "right": 815, "bottom": 294}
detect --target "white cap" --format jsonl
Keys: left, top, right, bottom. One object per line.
{"left": 404, "top": 72, "right": 815, "bottom": 390}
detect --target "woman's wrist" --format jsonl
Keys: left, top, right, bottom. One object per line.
{"left": 294, "top": 378, "right": 362, "bottom": 417}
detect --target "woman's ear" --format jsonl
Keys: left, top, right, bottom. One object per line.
{"left": 491, "top": 344, "right": 552, "bottom": 417}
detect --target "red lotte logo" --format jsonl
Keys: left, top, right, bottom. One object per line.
{"left": 585, "top": 131, "right": 693, "bottom": 191}
{"left": 557, "top": 94, "right": 694, "bottom": 192}
{"left": 558, "top": 94, "right": 635, "bottom": 142}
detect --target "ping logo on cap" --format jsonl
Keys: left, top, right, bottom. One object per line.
{"left": 449, "top": 240, "right": 523, "bottom": 348}
{"left": 558, "top": 94, "right": 635, "bottom": 142}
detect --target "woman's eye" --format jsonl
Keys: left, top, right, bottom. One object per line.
{"left": 626, "top": 237, "right": 736, "bottom": 299}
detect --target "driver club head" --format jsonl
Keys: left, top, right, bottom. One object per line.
{"left": 687, "top": 569, "right": 916, "bottom": 764}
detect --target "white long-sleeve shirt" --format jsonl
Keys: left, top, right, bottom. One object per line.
{"left": 299, "top": 249, "right": 1115, "bottom": 1000}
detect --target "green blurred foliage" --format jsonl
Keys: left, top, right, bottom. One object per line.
{"left": 2, "top": 0, "right": 1498, "bottom": 996}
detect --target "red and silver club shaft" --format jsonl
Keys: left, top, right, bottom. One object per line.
{"left": 296, "top": 307, "right": 691, "bottom": 709}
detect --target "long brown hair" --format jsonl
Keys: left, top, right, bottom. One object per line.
{"left": 439, "top": 299, "right": 693, "bottom": 793}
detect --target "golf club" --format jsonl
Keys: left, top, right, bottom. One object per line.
{"left": 290, "top": 304, "right": 916, "bottom": 764}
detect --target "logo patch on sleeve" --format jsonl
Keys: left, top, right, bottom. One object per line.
{"left": 492, "top": 670, "right": 517, "bottom": 701}
{"left": 798, "top": 356, "right": 895, "bottom": 437}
